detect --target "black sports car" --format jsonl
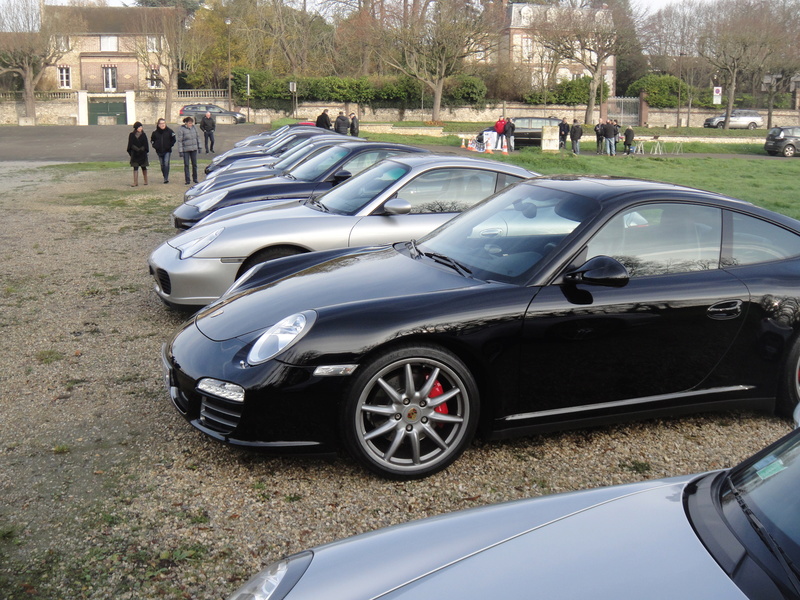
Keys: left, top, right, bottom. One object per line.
{"left": 172, "top": 142, "right": 428, "bottom": 229}
{"left": 162, "top": 176, "right": 800, "bottom": 479}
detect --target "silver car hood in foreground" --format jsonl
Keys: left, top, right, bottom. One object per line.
{"left": 282, "top": 475, "right": 747, "bottom": 600}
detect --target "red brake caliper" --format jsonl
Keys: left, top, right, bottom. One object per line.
{"left": 430, "top": 379, "right": 448, "bottom": 417}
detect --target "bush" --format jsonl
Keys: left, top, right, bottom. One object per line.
{"left": 625, "top": 74, "right": 688, "bottom": 108}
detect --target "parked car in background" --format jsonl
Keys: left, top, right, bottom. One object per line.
{"left": 764, "top": 126, "right": 800, "bottom": 157}
{"left": 162, "top": 176, "right": 800, "bottom": 479}
{"left": 704, "top": 110, "right": 764, "bottom": 129}
{"left": 171, "top": 142, "right": 428, "bottom": 229}
{"left": 151, "top": 154, "right": 535, "bottom": 308}
{"left": 476, "top": 116, "right": 561, "bottom": 148}
{"left": 179, "top": 104, "right": 247, "bottom": 124}
{"left": 225, "top": 425, "right": 800, "bottom": 600}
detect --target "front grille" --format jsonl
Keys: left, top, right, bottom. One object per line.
{"left": 200, "top": 395, "right": 244, "bottom": 434}
{"left": 155, "top": 268, "right": 171, "bottom": 295}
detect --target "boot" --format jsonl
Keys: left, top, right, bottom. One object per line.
{"left": 143, "top": 170, "right": 148, "bottom": 186}
{"left": 131, "top": 170, "right": 138, "bottom": 187}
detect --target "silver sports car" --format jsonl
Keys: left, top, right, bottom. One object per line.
{"left": 149, "top": 154, "right": 535, "bottom": 308}
{"left": 227, "top": 425, "right": 800, "bottom": 600}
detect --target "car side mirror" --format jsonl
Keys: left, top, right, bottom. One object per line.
{"left": 331, "top": 170, "right": 352, "bottom": 184}
{"left": 383, "top": 198, "right": 412, "bottom": 215}
{"left": 563, "top": 255, "right": 629, "bottom": 287}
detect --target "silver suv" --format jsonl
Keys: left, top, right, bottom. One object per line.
{"left": 703, "top": 110, "right": 763, "bottom": 129}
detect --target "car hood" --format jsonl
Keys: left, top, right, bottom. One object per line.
{"left": 194, "top": 197, "right": 310, "bottom": 226}
{"left": 284, "top": 475, "right": 746, "bottom": 600}
{"left": 194, "top": 246, "right": 480, "bottom": 341}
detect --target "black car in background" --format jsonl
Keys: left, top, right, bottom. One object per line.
{"left": 179, "top": 103, "right": 246, "bottom": 124}
{"left": 765, "top": 126, "right": 800, "bottom": 157}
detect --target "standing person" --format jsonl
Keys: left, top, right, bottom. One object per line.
{"left": 603, "top": 119, "right": 617, "bottom": 156}
{"left": 613, "top": 119, "right": 621, "bottom": 154}
{"left": 150, "top": 118, "right": 175, "bottom": 184}
{"left": 199, "top": 111, "right": 216, "bottom": 154}
{"left": 569, "top": 119, "right": 583, "bottom": 155}
{"left": 348, "top": 112, "right": 359, "bottom": 136}
{"left": 594, "top": 120, "right": 604, "bottom": 154}
{"left": 504, "top": 117, "right": 515, "bottom": 152}
{"left": 334, "top": 111, "right": 350, "bottom": 135}
{"left": 315, "top": 109, "right": 332, "bottom": 130}
{"left": 558, "top": 117, "right": 570, "bottom": 149}
{"left": 126, "top": 121, "right": 149, "bottom": 187}
{"left": 176, "top": 116, "right": 202, "bottom": 185}
{"left": 623, "top": 124, "right": 635, "bottom": 155}
{"left": 493, "top": 116, "right": 506, "bottom": 149}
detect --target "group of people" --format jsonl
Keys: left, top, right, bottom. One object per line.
{"left": 593, "top": 119, "right": 635, "bottom": 156}
{"left": 315, "top": 109, "right": 360, "bottom": 136}
{"left": 126, "top": 111, "right": 219, "bottom": 187}
{"left": 490, "top": 116, "right": 516, "bottom": 151}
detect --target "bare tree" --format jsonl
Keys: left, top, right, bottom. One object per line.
{"left": 380, "top": 0, "right": 503, "bottom": 121}
{"left": 695, "top": 0, "right": 775, "bottom": 128}
{"left": 530, "top": 2, "right": 620, "bottom": 124}
{"left": 0, "top": 0, "right": 84, "bottom": 120}
{"left": 128, "top": 7, "right": 187, "bottom": 120}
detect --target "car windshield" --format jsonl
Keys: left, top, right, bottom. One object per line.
{"left": 723, "top": 431, "right": 800, "bottom": 570}
{"left": 317, "top": 160, "right": 411, "bottom": 215}
{"left": 415, "top": 182, "right": 601, "bottom": 284}
{"left": 288, "top": 146, "right": 350, "bottom": 181}
{"left": 271, "top": 139, "right": 322, "bottom": 169}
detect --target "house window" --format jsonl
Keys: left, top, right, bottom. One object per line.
{"left": 100, "top": 35, "right": 118, "bottom": 52}
{"left": 103, "top": 66, "right": 117, "bottom": 91}
{"left": 55, "top": 36, "right": 70, "bottom": 52}
{"left": 148, "top": 67, "right": 161, "bottom": 88}
{"left": 58, "top": 66, "right": 71, "bottom": 89}
{"left": 146, "top": 35, "right": 161, "bottom": 52}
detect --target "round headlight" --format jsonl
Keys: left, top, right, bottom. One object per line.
{"left": 247, "top": 311, "right": 317, "bottom": 365}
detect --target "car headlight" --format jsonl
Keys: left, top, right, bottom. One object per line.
{"left": 248, "top": 311, "right": 317, "bottom": 365}
{"left": 227, "top": 551, "right": 313, "bottom": 600}
{"left": 175, "top": 228, "right": 224, "bottom": 259}
{"left": 192, "top": 190, "right": 228, "bottom": 212}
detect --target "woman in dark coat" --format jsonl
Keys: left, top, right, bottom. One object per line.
{"left": 150, "top": 118, "right": 176, "bottom": 184}
{"left": 127, "top": 121, "right": 149, "bottom": 186}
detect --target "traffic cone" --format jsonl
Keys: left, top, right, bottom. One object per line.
{"left": 502, "top": 137, "right": 508, "bottom": 155}
{"left": 460, "top": 138, "right": 466, "bottom": 149}
{"left": 484, "top": 142, "right": 493, "bottom": 154}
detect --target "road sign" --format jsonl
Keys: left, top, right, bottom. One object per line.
{"left": 713, "top": 86, "right": 722, "bottom": 104}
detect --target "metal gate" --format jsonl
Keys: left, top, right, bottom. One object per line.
{"left": 606, "top": 97, "right": 639, "bottom": 126}
{"left": 88, "top": 100, "right": 126, "bottom": 125}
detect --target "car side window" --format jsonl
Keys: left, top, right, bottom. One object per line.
{"left": 208, "top": 106, "right": 222, "bottom": 113}
{"left": 724, "top": 212, "right": 800, "bottom": 267}
{"left": 396, "top": 168, "right": 498, "bottom": 214}
{"left": 515, "top": 118, "right": 531, "bottom": 128}
{"left": 496, "top": 173, "right": 526, "bottom": 193}
{"left": 586, "top": 203, "right": 722, "bottom": 278}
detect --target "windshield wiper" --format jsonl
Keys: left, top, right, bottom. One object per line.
{"left": 407, "top": 239, "right": 420, "bottom": 258}
{"left": 282, "top": 171, "right": 296, "bottom": 180}
{"left": 420, "top": 250, "right": 473, "bottom": 278}
{"left": 305, "top": 197, "right": 329, "bottom": 212}
{"left": 727, "top": 476, "right": 800, "bottom": 595}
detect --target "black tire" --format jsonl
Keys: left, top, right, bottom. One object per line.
{"left": 783, "top": 145, "right": 796, "bottom": 158}
{"left": 716, "top": 122, "right": 725, "bottom": 129}
{"left": 776, "top": 336, "right": 800, "bottom": 418}
{"left": 341, "top": 344, "right": 479, "bottom": 479}
{"left": 747, "top": 122, "right": 757, "bottom": 130}
{"left": 237, "top": 246, "right": 305, "bottom": 279}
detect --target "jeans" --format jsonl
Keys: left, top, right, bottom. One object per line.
{"left": 605, "top": 137, "right": 616, "bottom": 155}
{"left": 571, "top": 140, "right": 580, "bottom": 154}
{"left": 158, "top": 151, "right": 171, "bottom": 182}
{"left": 183, "top": 150, "right": 198, "bottom": 183}
{"left": 203, "top": 131, "right": 215, "bottom": 153}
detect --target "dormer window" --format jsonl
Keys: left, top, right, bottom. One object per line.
{"left": 100, "top": 35, "right": 118, "bottom": 52}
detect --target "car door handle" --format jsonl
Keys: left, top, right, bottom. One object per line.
{"left": 707, "top": 299, "right": 743, "bottom": 320}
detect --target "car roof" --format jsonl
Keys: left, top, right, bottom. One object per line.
{"left": 328, "top": 141, "right": 429, "bottom": 151}
{"left": 382, "top": 152, "right": 535, "bottom": 175}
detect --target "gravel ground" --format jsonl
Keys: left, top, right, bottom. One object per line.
{"left": 0, "top": 160, "right": 792, "bottom": 600}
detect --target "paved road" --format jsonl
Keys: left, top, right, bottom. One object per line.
{"left": 0, "top": 123, "right": 269, "bottom": 162}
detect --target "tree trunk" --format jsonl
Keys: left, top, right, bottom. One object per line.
{"left": 584, "top": 74, "right": 599, "bottom": 125}
{"left": 723, "top": 69, "right": 738, "bottom": 129}
{"left": 23, "top": 70, "right": 36, "bottom": 120}
{"left": 430, "top": 79, "right": 444, "bottom": 122}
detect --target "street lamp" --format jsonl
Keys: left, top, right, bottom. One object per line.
{"left": 676, "top": 53, "right": 685, "bottom": 128}
{"left": 225, "top": 18, "right": 232, "bottom": 111}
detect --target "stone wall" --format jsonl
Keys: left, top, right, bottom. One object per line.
{"left": 1, "top": 94, "right": 798, "bottom": 128}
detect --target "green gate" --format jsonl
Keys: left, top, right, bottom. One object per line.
{"left": 88, "top": 100, "right": 126, "bottom": 125}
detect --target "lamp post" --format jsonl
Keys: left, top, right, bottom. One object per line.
{"left": 225, "top": 18, "right": 232, "bottom": 111}
{"left": 676, "top": 53, "right": 684, "bottom": 128}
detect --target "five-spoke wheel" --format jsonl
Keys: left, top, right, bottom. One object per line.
{"left": 342, "top": 345, "right": 479, "bottom": 479}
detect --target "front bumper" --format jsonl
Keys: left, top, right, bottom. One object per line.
{"left": 148, "top": 242, "right": 241, "bottom": 308}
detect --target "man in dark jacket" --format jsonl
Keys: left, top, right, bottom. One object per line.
{"left": 558, "top": 117, "right": 570, "bottom": 149}
{"left": 603, "top": 119, "right": 617, "bottom": 156}
{"left": 503, "top": 117, "right": 515, "bottom": 152}
{"left": 150, "top": 118, "right": 176, "bottom": 184}
{"left": 569, "top": 119, "right": 583, "bottom": 155}
{"left": 349, "top": 112, "right": 359, "bottom": 136}
{"left": 334, "top": 111, "right": 350, "bottom": 135}
{"left": 199, "top": 111, "right": 216, "bottom": 153}
{"left": 315, "top": 109, "right": 332, "bottom": 129}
